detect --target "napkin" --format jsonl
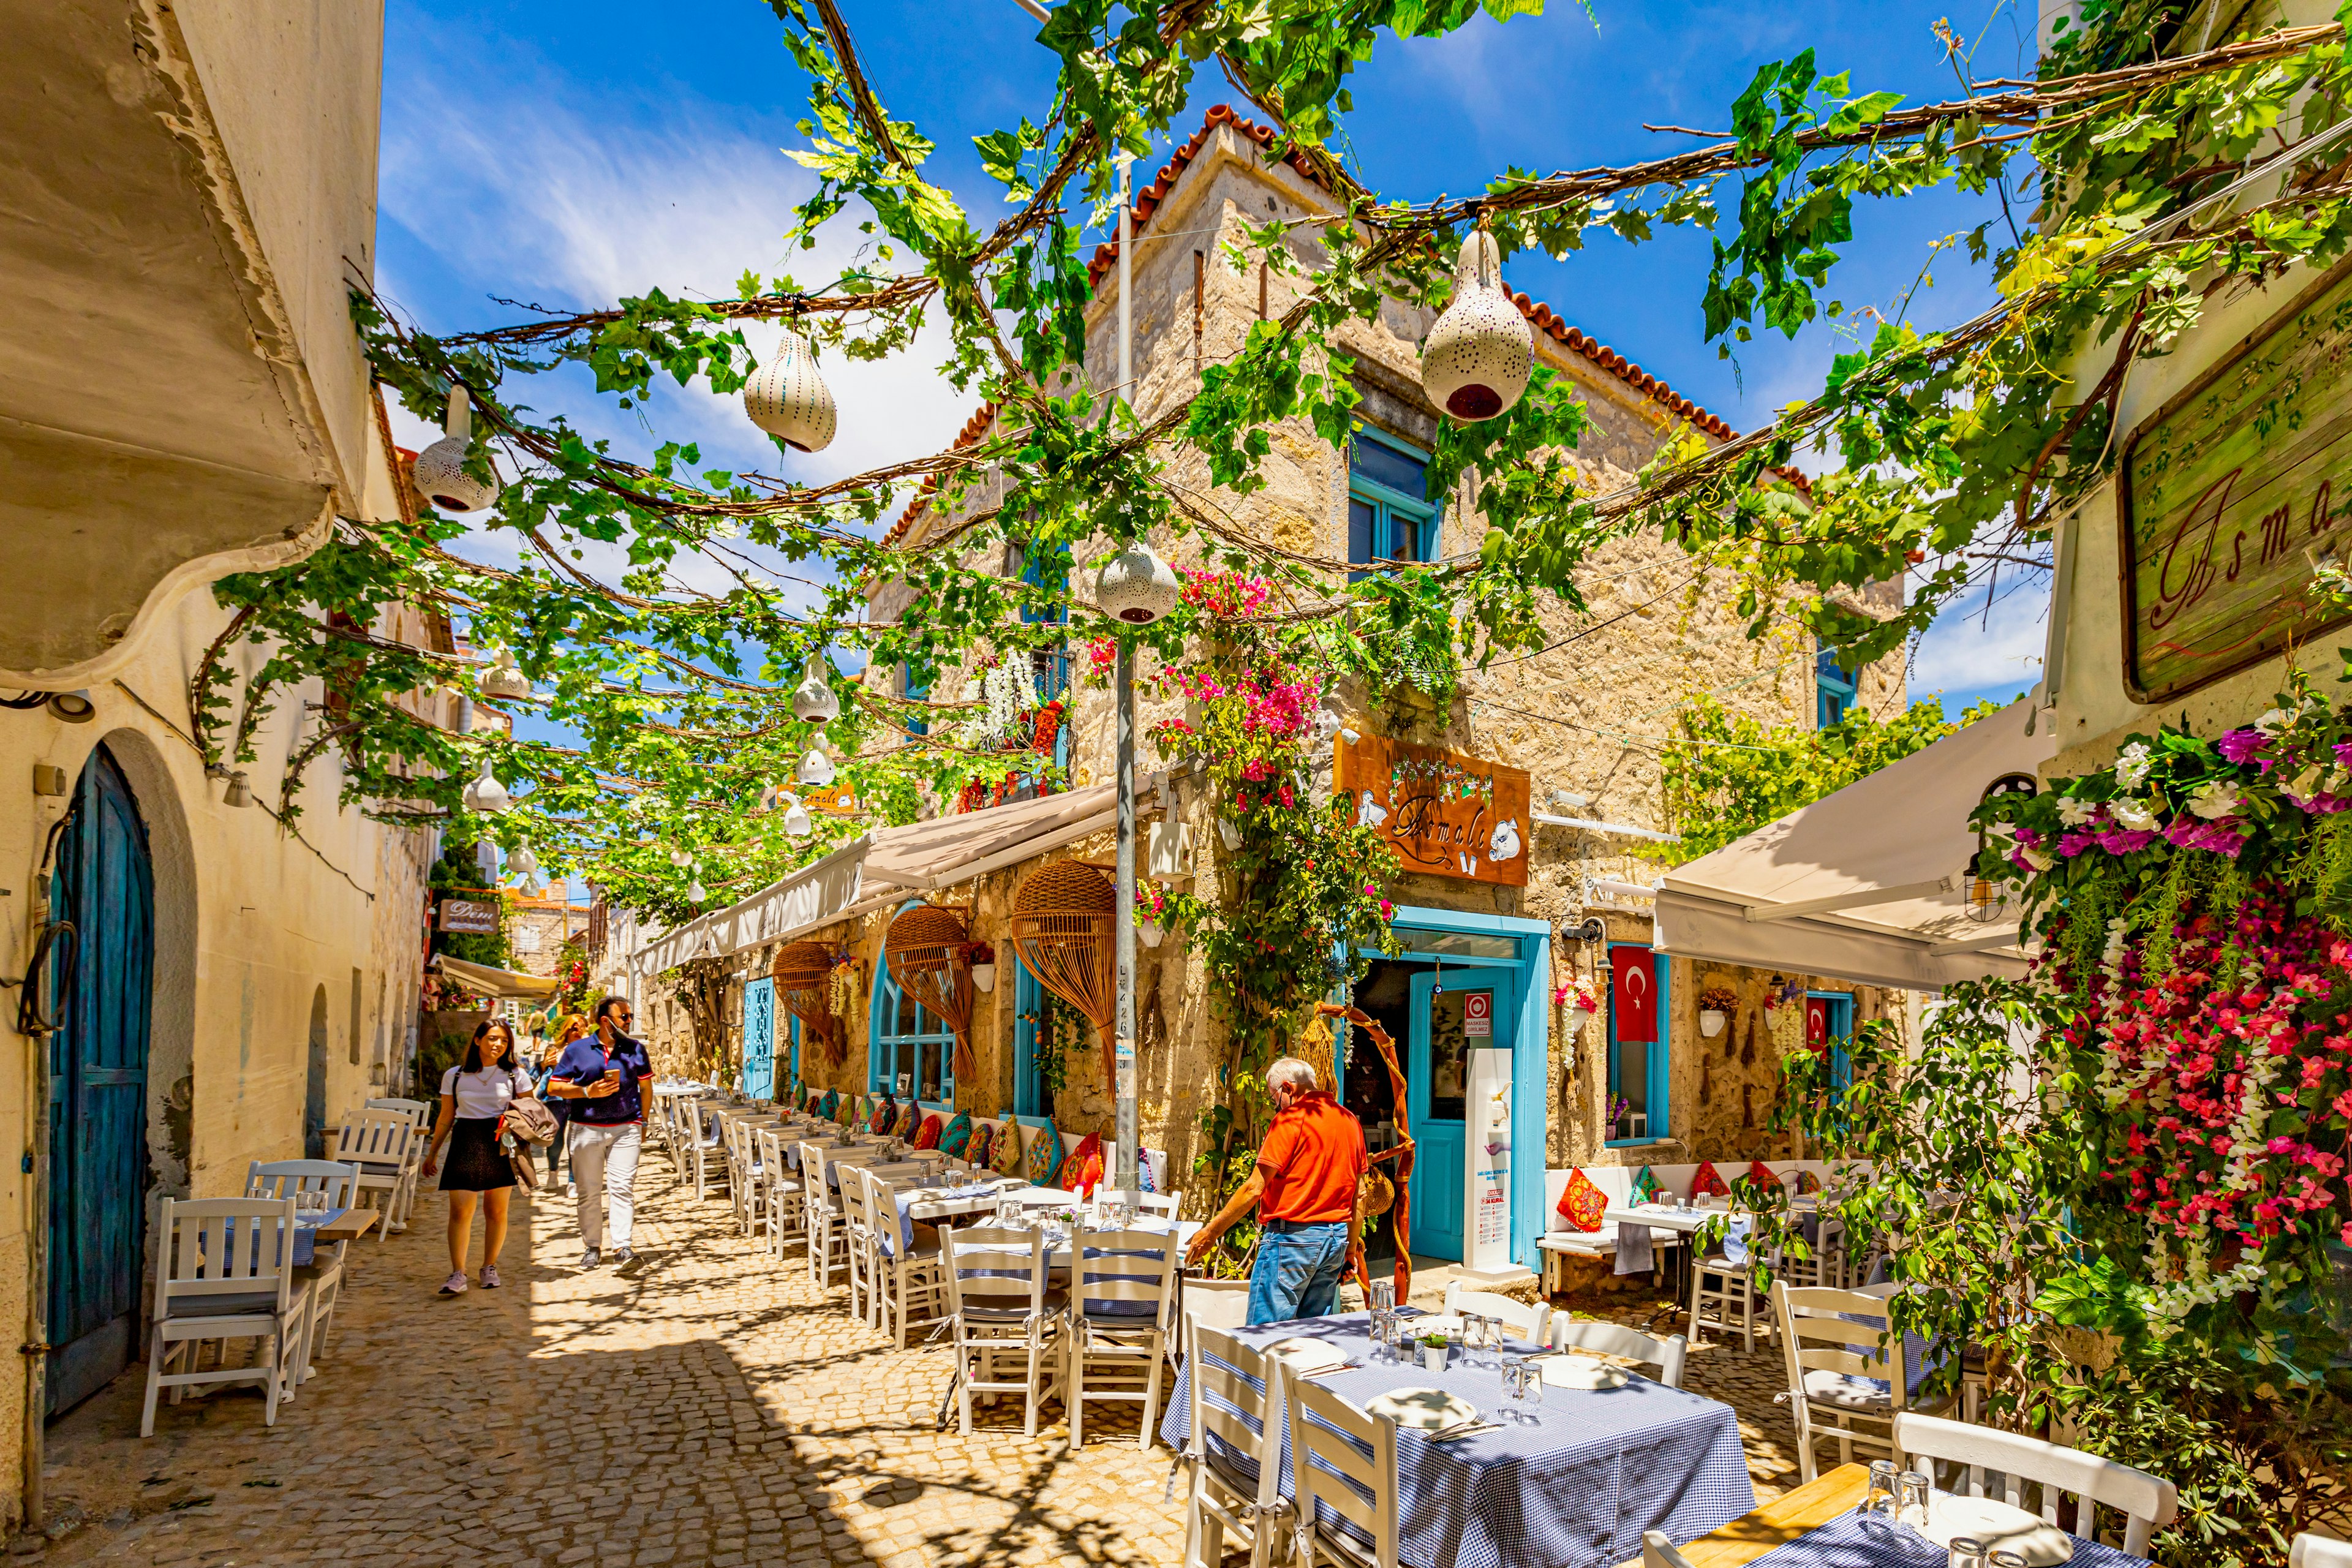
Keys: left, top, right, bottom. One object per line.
{"left": 1260, "top": 1337, "right": 1351, "bottom": 1376}
{"left": 1923, "top": 1495, "right": 2076, "bottom": 1564}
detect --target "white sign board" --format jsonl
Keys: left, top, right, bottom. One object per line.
{"left": 1463, "top": 1047, "right": 1515, "bottom": 1275}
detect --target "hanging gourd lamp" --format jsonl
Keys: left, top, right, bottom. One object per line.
{"left": 669, "top": 847, "right": 692, "bottom": 867}
{"left": 410, "top": 386, "right": 502, "bottom": 513}
{"left": 791, "top": 668, "right": 841, "bottom": 723}
{"left": 743, "top": 330, "right": 837, "bottom": 453}
{"left": 480, "top": 647, "right": 531, "bottom": 700}
{"left": 508, "top": 840, "right": 541, "bottom": 879}
{"left": 780, "top": 792, "right": 813, "bottom": 838}
{"left": 796, "top": 747, "right": 836, "bottom": 788}
{"left": 1419, "top": 226, "right": 1532, "bottom": 423}
{"left": 1094, "top": 540, "right": 1180, "bottom": 625}
{"left": 462, "top": 760, "right": 511, "bottom": 815}
{"left": 687, "top": 867, "right": 709, "bottom": 904}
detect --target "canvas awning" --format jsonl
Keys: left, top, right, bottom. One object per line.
{"left": 431, "top": 953, "right": 562, "bottom": 1000}
{"left": 629, "top": 785, "right": 1117, "bottom": 976}
{"left": 1653, "top": 699, "right": 2054, "bottom": 992}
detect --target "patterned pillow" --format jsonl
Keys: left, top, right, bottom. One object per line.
{"left": 967, "top": 1122, "right": 995, "bottom": 1170}
{"left": 1630, "top": 1165, "right": 1658, "bottom": 1205}
{"left": 1136, "top": 1148, "right": 1158, "bottom": 1193}
{"left": 1025, "top": 1122, "right": 1065, "bottom": 1188}
{"left": 892, "top": 1102, "right": 918, "bottom": 1139}
{"left": 1555, "top": 1167, "right": 1607, "bottom": 1232}
{"left": 911, "top": 1114, "right": 942, "bottom": 1150}
{"left": 1065, "top": 1133, "right": 1104, "bottom": 1199}
{"left": 818, "top": 1089, "right": 840, "bottom": 1122}
{"left": 992, "top": 1118, "right": 1027, "bottom": 1177}
{"left": 1794, "top": 1169, "right": 1822, "bottom": 1196}
{"left": 1747, "top": 1159, "right": 1779, "bottom": 1194}
{"left": 1689, "top": 1160, "right": 1730, "bottom": 1199}
{"left": 939, "top": 1112, "right": 973, "bottom": 1157}
{"left": 870, "top": 1097, "right": 896, "bottom": 1135}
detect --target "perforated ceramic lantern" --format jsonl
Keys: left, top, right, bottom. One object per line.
{"left": 1093, "top": 541, "right": 1180, "bottom": 625}
{"left": 1419, "top": 230, "right": 1532, "bottom": 423}
{"left": 744, "top": 330, "right": 838, "bottom": 453}
{"left": 791, "top": 668, "right": 840, "bottom": 723}
{"left": 411, "top": 388, "right": 501, "bottom": 513}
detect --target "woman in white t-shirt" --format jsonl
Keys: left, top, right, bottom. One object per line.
{"left": 420, "top": 1020, "right": 534, "bottom": 1297}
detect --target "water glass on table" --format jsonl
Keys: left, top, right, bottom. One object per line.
{"left": 1898, "top": 1471, "right": 1932, "bottom": 1529}
{"left": 1863, "top": 1460, "right": 1898, "bottom": 1517}
{"left": 1367, "top": 1278, "right": 1394, "bottom": 1314}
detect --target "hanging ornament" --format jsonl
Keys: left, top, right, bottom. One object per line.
{"left": 461, "top": 760, "right": 511, "bottom": 814}
{"left": 479, "top": 647, "right": 531, "bottom": 700}
{"left": 796, "top": 747, "right": 836, "bottom": 788}
{"left": 1419, "top": 228, "right": 1532, "bottom": 422}
{"left": 742, "top": 329, "right": 838, "bottom": 453}
{"left": 781, "top": 794, "right": 813, "bottom": 838}
{"left": 508, "top": 840, "right": 540, "bottom": 878}
{"left": 1094, "top": 541, "right": 1180, "bottom": 625}
{"left": 669, "top": 848, "right": 692, "bottom": 868}
{"left": 410, "top": 386, "right": 502, "bottom": 513}
{"left": 791, "top": 668, "right": 842, "bottom": 723}
{"left": 687, "top": 870, "right": 709, "bottom": 904}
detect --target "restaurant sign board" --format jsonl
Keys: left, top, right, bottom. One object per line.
{"left": 2120, "top": 258, "right": 2352, "bottom": 703}
{"left": 1336, "top": 734, "right": 1530, "bottom": 888}
{"left": 438, "top": 898, "right": 499, "bottom": 935}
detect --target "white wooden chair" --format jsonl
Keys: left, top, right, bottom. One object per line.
{"left": 1690, "top": 1212, "right": 1769, "bottom": 1351}
{"left": 1175, "top": 1272, "right": 1252, "bottom": 1375}
{"left": 1641, "top": 1532, "right": 1698, "bottom": 1567}
{"left": 1774, "top": 1281, "right": 1953, "bottom": 1483}
{"left": 1550, "top": 1314, "right": 1689, "bottom": 1388}
{"left": 140, "top": 1198, "right": 314, "bottom": 1436}
{"left": 943, "top": 1224, "right": 1062, "bottom": 1438}
{"left": 1286, "top": 1375, "right": 1399, "bottom": 1568}
{"left": 1065, "top": 1221, "right": 1178, "bottom": 1450}
{"left": 2293, "top": 1536, "right": 2352, "bottom": 1568}
{"left": 858, "top": 1168, "right": 949, "bottom": 1350}
{"left": 756, "top": 1127, "right": 805, "bottom": 1258}
{"left": 365, "top": 1096, "right": 431, "bottom": 1128}
{"left": 799, "top": 1143, "right": 853, "bottom": 1291}
{"left": 722, "top": 1115, "right": 762, "bottom": 1235}
{"left": 837, "top": 1159, "right": 884, "bottom": 1325}
{"left": 330, "top": 1109, "right": 417, "bottom": 1242}
{"left": 1443, "top": 1280, "right": 1552, "bottom": 1346}
{"left": 680, "top": 1098, "right": 726, "bottom": 1202}
{"left": 1779, "top": 1213, "right": 1848, "bottom": 1290}
{"left": 1893, "top": 1411, "right": 2178, "bottom": 1558}
{"left": 244, "top": 1160, "right": 358, "bottom": 1387}
{"left": 1091, "top": 1188, "right": 1181, "bottom": 1219}
{"left": 1180, "top": 1324, "right": 1289, "bottom": 1568}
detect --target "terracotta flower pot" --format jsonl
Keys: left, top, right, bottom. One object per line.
{"left": 1420, "top": 230, "right": 1532, "bottom": 423}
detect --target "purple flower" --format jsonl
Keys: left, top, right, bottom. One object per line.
{"left": 2163, "top": 817, "right": 2249, "bottom": 854}
{"left": 2096, "top": 827, "right": 2160, "bottom": 854}
{"left": 2057, "top": 831, "right": 2100, "bottom": 858}
{"left": 2218, "top": 729, "right": 2269, "bottom": 764}
{"left": 2301, "top": 793, "right": 2352, "bottom": 815}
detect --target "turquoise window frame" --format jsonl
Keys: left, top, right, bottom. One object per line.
{"left": 1605, "top": 943, "right": 1673, "bottom": 1148}
{"left": 869, "top": 911, "right": 956, "bottom": 1107}
{"left": 1009, "top": 540, "right": 1073, "bottom": 784}
{"left": 1011, "top": 956, "right": 1058, "bottom": 1118}
{"left": 1348, "top": 427, "right": 1439, "bottom": 582}
{"left": 1809, "top": 990, "right": 1856, "bottom": 1102}
{"left": 902, "top": 658, "right": 932, "bottom": 737}
{"left": 1815, "top": 638, "right": 1858, "bottom": 728}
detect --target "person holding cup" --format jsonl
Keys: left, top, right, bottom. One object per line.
{"left": 546, "top": 995, "right": 654, "bottom": 1270}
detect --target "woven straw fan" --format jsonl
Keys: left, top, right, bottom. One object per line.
{"left": 772, "top": 940, "right": 846, "bottom": 1066}
{"left": 883, "top": 903, "right": 978, "bottom": 1084}
{"left": 1009, "top": 860, "right": 1118, "bottom": 1082}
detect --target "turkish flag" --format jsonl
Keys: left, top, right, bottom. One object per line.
{"left": 1611, "top": 947, "right": 1657, "bottom": 1044}
{"left": 1806, "top": 997, "right": 1830, "bottom": 1049}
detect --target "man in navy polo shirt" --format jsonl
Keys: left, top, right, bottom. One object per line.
{"left": 546, "top": 995, "right": 654, "bottom": 1270}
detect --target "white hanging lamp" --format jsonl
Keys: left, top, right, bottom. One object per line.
{"left": 508, "top": 840, "right": 540, "bottom": 878}
{"left": 462, "top": 759, "right": 511, "bottom": 815}
{"left": 669, "top": 847, "right": 693, "bottom": 867}
{"left": 410, "top": 386, "right": 502, "bottom": 513}
{"left": 480, "top": 647, "right": 531, "bottom": 700}
{"left": 782, "top": 795, "right": 813, "bottom": 838}
{"left": 1420, "top": 227, "right": 1532, "bottom": 423}
{"left": 1095, "top": 540, "right": 1180, "bottom": 625}
{"left": 743, "top": 330, "right": 838, "bottom": 453}
{"left": 687, "top": 867, "right": 709, "bottom": 904}
{"left": 791, "top": 667, "right": 841, "bottom": 723}
{"left": 796, "top": 747, "right": 836, "bottom": 788}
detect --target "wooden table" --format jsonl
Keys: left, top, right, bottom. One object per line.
{"left": 1619, "top": 1463, "right": 1868, "bottom": 1567}
{"left": 315, "top": 1208, "right": 379, "bottom": 1243}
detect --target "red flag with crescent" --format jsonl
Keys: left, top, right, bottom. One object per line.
{"left": 1806, "top": 996, "right": 1830, "bottom": 1052}
{"left": 1611, "top": 947, "right": 1656, "bottom": 1044}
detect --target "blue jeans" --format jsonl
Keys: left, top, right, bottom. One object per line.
{"left": 1248, "top": 1221, "right": 1352, "bottom": 1325}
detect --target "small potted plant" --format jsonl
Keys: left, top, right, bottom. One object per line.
{"left": 1553, "top": 979, "right": 1599, "bottom": 1033}
{"left": 960, "top": 940, "right": 997, "bottom": 993}
{"left": 1421, "top": 1330, "right": 1450, "bottom": 1372}
{"left": 1697, "top": 984, "right": 1738, "bottom": 1038}
{"left": 1136, "top": 884, "right": 1171, "bottom": 948}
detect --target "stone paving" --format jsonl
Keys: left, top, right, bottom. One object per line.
{"left": 31, "top": 1164, "right": 1811, "bottom": 1567}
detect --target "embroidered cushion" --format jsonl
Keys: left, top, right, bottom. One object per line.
{"left": 1689, "top": 1160, "right": 1730, "bottom": 1199}
{"left": 1630, "top": 1165, "right": 1659, "bottom": 1205}
{"left": 939, "top": 1111, "right": 973, "bottom": 1157}
{"left": 1025, "top": 1122, "right": 1064, "bottom": 1188}
{"left": 1065, "top": 1133, "right": 1104, "bottom": 1199}
{"left": 966, "top": 1122, "right": 995, "bottom": 1170}
{"left": 1747, "top": 1159, "right": 1779, "bottom": 1194}
{"left": 1555, "top": 1167, "right": 1607, "bottom": 1232}
{"left": 914, "top": 1114, "right": 943, "bottom": 1150}
{"left": 892, "top": 1102, "right": 918, "bottom": 1139}
{"left": 1795, "top": 1168, "right": 1822, "bottom": 1195}
{"left": 870, "top": 1098, "right": 895, "bottom": 1135}
{"left": 818, "top": 1090, "right": 840, "bottom": 1122}
{"left": 993, "top": 1118, "right": 1027, "bottom": 1177}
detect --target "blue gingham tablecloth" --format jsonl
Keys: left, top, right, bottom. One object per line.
{"left": 883, "top": 1182, "right": 1001, "bottom": 1256}
{"left": 1159, "top": 1311, "right": 1755, "bottom": 1568}
{"left": 1741, "top": 1498, "right": 2149, "bottom": 1567}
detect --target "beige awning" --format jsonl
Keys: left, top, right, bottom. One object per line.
{"left": 431, "top": 953, "right": 562, "bottom": 1000}
{"left": 1653, "top": 699, "right": 2053, "bottom": 992}
{"left": 630, "top": 786, "right": 1116, "bottom": 976}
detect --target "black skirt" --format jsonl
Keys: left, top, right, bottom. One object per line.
{"left": 440, "top": 1117, "right": 516, "bottom": 1192}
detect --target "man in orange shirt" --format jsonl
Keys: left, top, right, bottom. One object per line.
{"left": 1185, "top": 1057, "right": 1366, "bottom": 1324}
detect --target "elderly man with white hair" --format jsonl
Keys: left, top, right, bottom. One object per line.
{"left": 1185, "top": 1055, "right": 1367, "bottom": 1324}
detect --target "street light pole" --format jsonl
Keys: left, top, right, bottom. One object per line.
{"left": 1112, "top": 151, "right": 1139, "bottom": 1195}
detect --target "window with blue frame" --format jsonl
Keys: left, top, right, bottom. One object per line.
{"left": 1606, "top": 944, "right": 1671, "bottom": 1145}
{"left": 1815, "top": 638, "right": 1858, "bottom": 728}
{"left": 1005, "top": 538, "right": 1072, "bottom": 796}
{"left": 1348, "top": 428, "right": 1438, "bottom": 582}
{"left": 1808, "top": 990, "right": 1855, "bottom": 1112}
{"left": 1011, "top": 957, "right": 1063, "bottom": 1118}
{"left": 786, "top": 1014, "right": 801, "bottom": 1093}
{"left": 870, "top": 964, "right": 955, "bottom": 1104}
{"left": 902, "top": 657, "right": 933, "bottom": 737}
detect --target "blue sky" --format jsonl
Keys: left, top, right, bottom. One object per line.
{"left": 378, "top": 0, "right": 2051, "bottom": 754}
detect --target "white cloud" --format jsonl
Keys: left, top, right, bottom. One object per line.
{"left": 1910, "top": 567, "right": 2050, "bottom": 702}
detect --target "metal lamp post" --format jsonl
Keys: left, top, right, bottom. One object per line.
{"left": 1114, "top": 153, "right": 1138, "bottom": 1196}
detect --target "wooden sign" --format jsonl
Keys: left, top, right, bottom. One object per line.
{"left": 1336, "top": 735, "right": 1530, "bottom": 887}
{"left": 2120, "top": 257, "right": 2352, "bottom": 702}
{"left": 438, "top": 898, "right": 498, "bottom": 935}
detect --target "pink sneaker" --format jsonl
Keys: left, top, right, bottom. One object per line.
{"left": 480, "top": 1265, "right": 500, "bottom": 1289}
{"left": 437, "top": 1271, "right": 467, "bottom": 1297}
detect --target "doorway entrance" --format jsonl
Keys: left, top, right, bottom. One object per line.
{"left": 47, "top": 743, "right": 155, "bottom": 1416}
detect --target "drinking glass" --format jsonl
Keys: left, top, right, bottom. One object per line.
{"left": 1368, "top": 1310, "right": 1393, "bottom": 1362}
{"left": 1864, "top": 1460, "right": 1899, "bottom": 1517}
{"left": 1898, "top": 1471, "right": 1932, "bottom": 1529}
{"left": 1368, "top": 1278, "right": 1395, "bottom": 1314}
{"left": 1987, "top": 1553, "right": 2029, "bottom": 1568}
{"left": 1946, "top": 1539, "right": 1986, "bottom": 1568}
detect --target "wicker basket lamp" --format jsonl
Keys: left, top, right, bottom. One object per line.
{"left": 771, "top": 941, "right": 845, "bottom": 1066}
{"left": 1009, "top": 860, "right": 1117, "bottom": 1081}
{"left": 882, "top": 904, "right": 977, "bottom": 1084}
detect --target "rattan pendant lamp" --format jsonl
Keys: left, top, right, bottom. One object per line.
{"left": 772, "top": 941, "right": 846, "bottom": 1066}
{"left": 883, "top": 904, "right": 978, "bottom": 1084}
{"left": 1009, "top": 860, "right": 1118, "bottom": 1082}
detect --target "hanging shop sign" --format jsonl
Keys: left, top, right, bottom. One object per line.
{"left": 2120, "top": 256, "right": 2352, "bottom": 703}
{"left": 1336, "top": 735, "right": 1531, "bottom": 887}
{"left": 438, "top": 898, "right": 499, "bottom": 935}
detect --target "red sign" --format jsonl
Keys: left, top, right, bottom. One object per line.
{"left": 1806, "top": 997, "right": 1830, "bottom": 1049}
{"left": 1464, "top": 991, "right": 1492, "bottom": 1038}
{"left": 1611, "top": 947, "right": 1657, "bottom": 1044}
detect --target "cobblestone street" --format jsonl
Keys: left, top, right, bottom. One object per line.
{"left": 31, "top": 1175, "right": 1809, "bottom": 1567}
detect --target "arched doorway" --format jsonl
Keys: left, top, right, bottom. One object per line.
{"left": 47, "top": 742, "right": 154, "bottom": 1415}
{"left": 304, "top": 986, "right": 330, "bottom": 1157}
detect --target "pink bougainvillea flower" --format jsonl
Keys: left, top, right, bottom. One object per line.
{"left": 2217, "top": 728, "right": 2269, "bottom": 764}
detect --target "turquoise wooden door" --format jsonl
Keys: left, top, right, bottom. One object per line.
{"left": 1406, "top": 966, "right": 1522, "bottom": 1263}
{"left": 48, "top": 744, "right": 154, "bottom": 1415}
{"left": 741, "top": 978, "right": 776, "bottom": 1099}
